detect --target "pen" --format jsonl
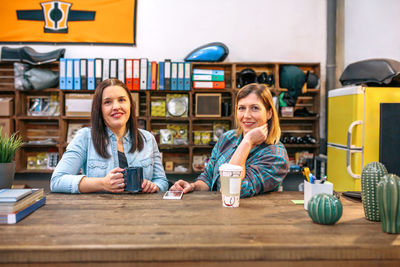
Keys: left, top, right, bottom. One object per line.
{"left": 309, "top": 174, "right": 315, "bottom": 184}
{"left": 302, "top": 167, "right": 310, "bottom": 182}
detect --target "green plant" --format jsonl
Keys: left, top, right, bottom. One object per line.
{"left": 0, "top": 127, "right": 23, "bottom": 163}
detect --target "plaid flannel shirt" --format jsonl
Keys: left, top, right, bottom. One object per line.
{"left": 197, "top": 130, "right": 289, "bottom": 198}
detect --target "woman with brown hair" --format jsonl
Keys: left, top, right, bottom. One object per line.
{"left": 51, "top": 79, "right": 168, "bottom": 193}
{"left": 170, "top": 83, "right": 289, "bottom": 197}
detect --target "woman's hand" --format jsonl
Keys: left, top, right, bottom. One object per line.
{"left": 103, "top": 167, "right": 125, "bottom": 193}
{"left": 170, "top": 180, "right": 195, "bottom": 194}
{"left": 141, "top": 179, "right": 159, "bottom": 193}
{"left": 243, "top": 124, "right": 268, "bottom": 148}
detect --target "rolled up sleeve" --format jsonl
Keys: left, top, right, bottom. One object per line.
{"left": 50, "top": 129, "right": 89, "bottom": 193}
{"left": 240, "top": 144, "right": 289, "bottom": 198}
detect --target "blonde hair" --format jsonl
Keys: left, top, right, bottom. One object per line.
{"left": 235, "top": 83, "right": 281, "bottom": 145}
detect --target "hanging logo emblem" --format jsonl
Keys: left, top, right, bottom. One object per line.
{"left": 17, "top": 1, "right": 95, "bottom": 33}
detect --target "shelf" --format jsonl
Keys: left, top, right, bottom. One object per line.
{"left": 193, "top": 116, "right": 232, "bottom": 121}
{"left": 193, "top": 88, "right": 234, "bottom": 93}
{"left": 17, "top": 116, "right": 60, "bottom": 120}
{"left": 61, "top": 89, "right": 95, "bottom": 94}
{"left": 62, "top": 116, "right": 91, "bottom": 120}
{"left": 282, "top": 130, "right": 313, "bottom": 134}
{"left": 165, "top": 171, "right": 191, "bottom": 175}
{"left": 19, "top": 88, "right": 59, "bottom": 93}
{"left": 150, "top": 117, "right": 189, "bottom": 121}
{"left": 191, "top": 145, "right": 214, "bottom": 149}
{"left": 22, "top": 143, "right": 59, "bottom": 148}
{"left": 16, "top": 169, "right": 54, "bottom": 173}
{"left": 277, "top": 88, "right": 320, "bottom": 94}
{"left": 283, "top": 144, "right": 320, "bottom": 148}
{"left": 279, "top": 116, "right": 319, "bottom": 121}
{"left": 0, "top": 88, "right": 15, "bottom": 92}
{"left": 159, "top": 144, "right": 189, "bottom": 149}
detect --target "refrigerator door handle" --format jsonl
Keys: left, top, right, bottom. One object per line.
{"left": 346, "top": 120, "right": 363, "bottom": 179}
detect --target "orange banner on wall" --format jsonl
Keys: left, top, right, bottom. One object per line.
{"left": 0, "top": 0, "right": 136, "bottom": 45}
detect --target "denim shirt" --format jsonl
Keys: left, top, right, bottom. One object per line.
{"left": 51, "top": 127, "right": 168, "bottom": 193}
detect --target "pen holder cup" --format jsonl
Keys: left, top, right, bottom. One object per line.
{"left": 304, "top": 180, "right": 333, "bottom": 210}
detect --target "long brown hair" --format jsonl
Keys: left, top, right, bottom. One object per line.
{"left": 91, "top": 79, "right": 144, "bottom": 158}
{"left": 235, "top": 83, "right": 281, "bottom": 145}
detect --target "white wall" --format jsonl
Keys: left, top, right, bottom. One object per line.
{"left": 0, "top": 0, "right": 327, "bottom": 63}
{"left": 0, "top": 0, "right": 327, "bottom": 137}
{"left": 345, "top": 0, "right": 400, "bottom": 66}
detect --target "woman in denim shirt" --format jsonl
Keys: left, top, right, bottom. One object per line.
{"left": 51, "top": 79, "right": 168, "bottom": 193}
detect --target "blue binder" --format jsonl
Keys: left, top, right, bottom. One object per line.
{"left": 87, "top": 59, "right": 95, "bottom": 90}
{"left": 59, "top": 58, "right": 66, "bottom": 90}
{"left": 66, "top": 59, "right": 74, "bottom": 90}
{"left": 73, "top": 59, "right": 81, "bottom": 90}
{"left": 158, "top": 62, "right": 165, "bottom": 90}
{"left": 147, "top": 61, "right": 152, "bottom": 90}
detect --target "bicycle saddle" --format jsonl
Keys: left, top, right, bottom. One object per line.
{"left": 1, "top": 46, "right": 65, "bottom": 65}
{"left": 340, "top": 58, "right": 400, "bottom": 86}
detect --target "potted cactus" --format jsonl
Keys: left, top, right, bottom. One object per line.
{"left": 0, "top": 127, "right": 23, "bottom": 188}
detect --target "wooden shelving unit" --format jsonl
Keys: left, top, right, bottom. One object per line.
{"left": 0, "top": 61, "right": 321, "bottom": 174}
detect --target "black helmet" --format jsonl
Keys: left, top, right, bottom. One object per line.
{"left": 257, "top": 72, "right": 274, "bottom": 86}
{"left": 237, "top": 68, "right": 257, "bottom": 88}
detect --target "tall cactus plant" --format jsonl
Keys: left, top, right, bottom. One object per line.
{"left": 377, "top": 174, "right": 400, "bottom": 234}
{"left": 361, "top": 162, "right": 388, "bottom": 221}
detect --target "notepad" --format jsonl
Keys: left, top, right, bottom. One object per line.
{"left": 0, "top": 189, "right": 33, "bottom": 203}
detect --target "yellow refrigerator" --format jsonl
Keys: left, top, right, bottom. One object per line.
{"left": 327, "top": 86, "right": 400, "bottom": 191}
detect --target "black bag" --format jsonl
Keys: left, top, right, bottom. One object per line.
{"left": 14, "top": 63, "right": 59, "bottom": 90}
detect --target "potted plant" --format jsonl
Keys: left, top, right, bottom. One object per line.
{"left": 0, "top": 127, "right": 23, "bottom": 188}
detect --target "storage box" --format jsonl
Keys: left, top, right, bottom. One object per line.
{"left": 0, "top": 97, "right": 14, "bottom": 116}
{"left": 304, "top": 180, "right": 333, "bottom": 210}
{"left": 281, "top": 106, "right": 294, "bottom": 117}
{"left": 65, "top": 94, "right": 93, "bottom": 117}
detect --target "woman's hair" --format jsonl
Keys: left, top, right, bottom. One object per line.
{"left": 235, "top": 83, "right": 281, "bottom": 145}
{"left": 91, "top": 78, "right": 144, "bottom": 158}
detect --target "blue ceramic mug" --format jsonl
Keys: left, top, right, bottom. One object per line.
{"left": 122, "top": 167, "right": 143, "bottom": 193}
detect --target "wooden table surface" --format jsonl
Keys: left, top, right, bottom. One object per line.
{"left": 0, "top": 191, "right": 399, "bottom": 266}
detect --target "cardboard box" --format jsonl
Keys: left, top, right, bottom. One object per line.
{"left": 65, "top": 94, "right": 93, "bottom": 117}
{"left": 0, "top": 119, "right": 12, "bottom": 137}
{"left": 0, "top": 97, "right": 14, "bottom": 116}
{"left": 281, "top": 106, "right": 294, "bottom": 117}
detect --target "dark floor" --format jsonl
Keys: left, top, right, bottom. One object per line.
{"left": 13, "top": 172, "right": 303, "bottom": 193}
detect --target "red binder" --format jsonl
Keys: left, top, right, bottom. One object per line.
{"left": 151, "top": 61, "right": 157, "bottom": 90}
{"left": 193, "top": 81, "right": 225, "bottom": 89}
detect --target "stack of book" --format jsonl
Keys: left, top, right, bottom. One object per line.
{"left": 0, "top": 188, "right": 45, "bottom": 224}
{"left": 192, "top": 69, "right": 225, "bottom": 89}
